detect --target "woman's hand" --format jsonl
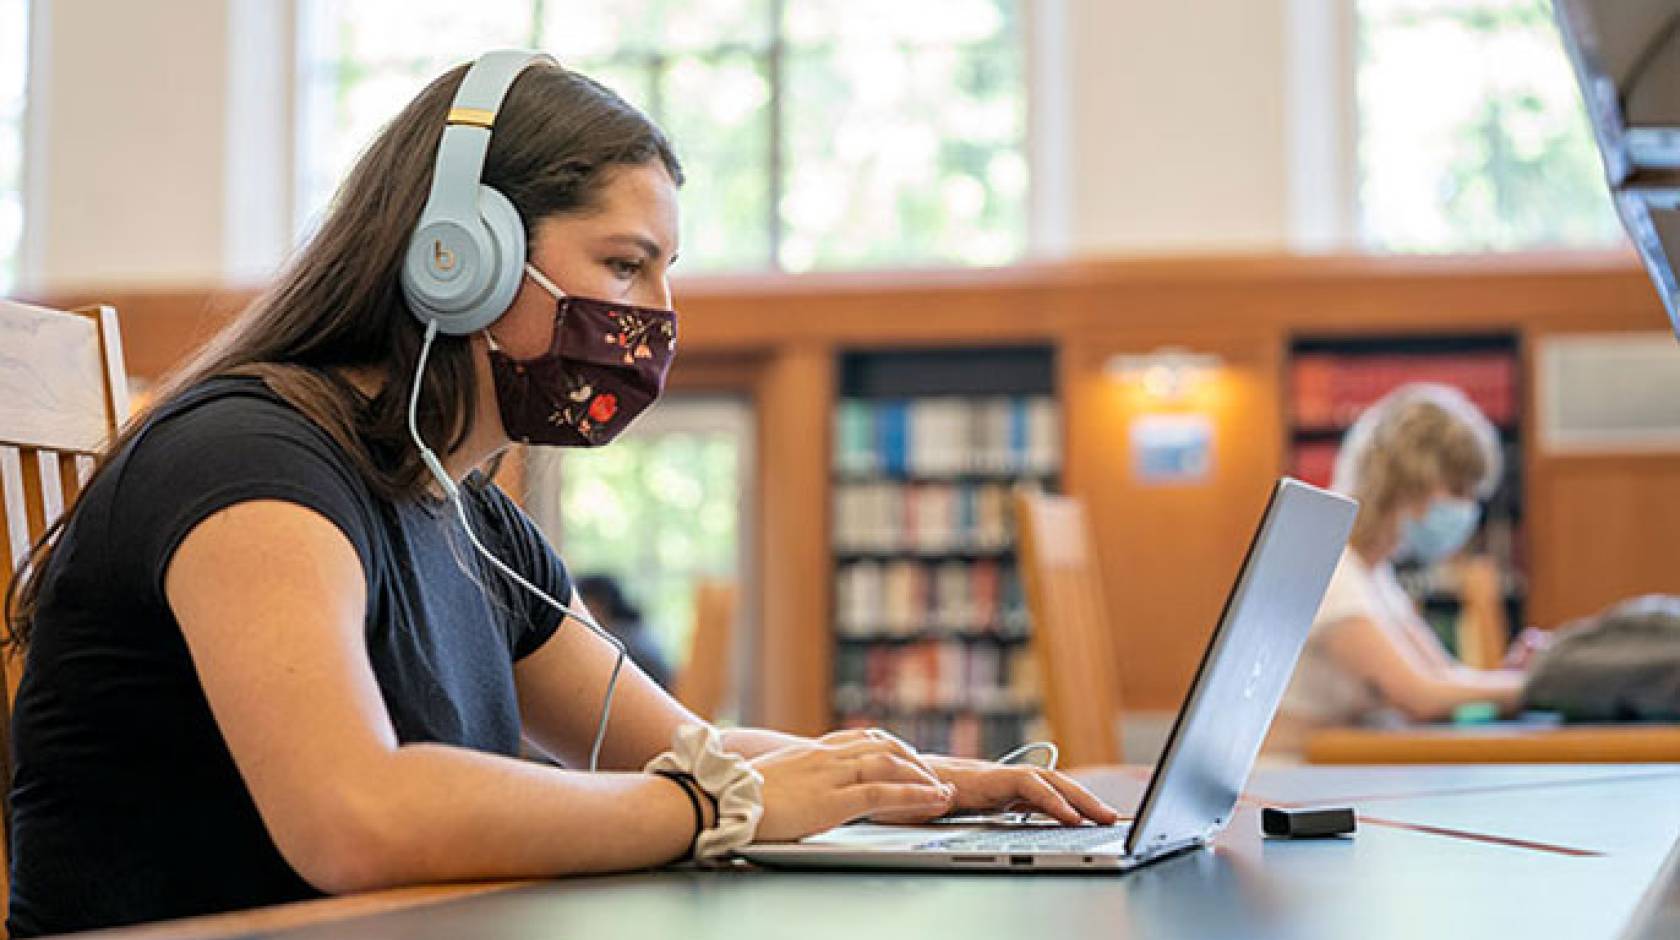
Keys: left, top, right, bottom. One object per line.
{"left": 888, "top": 755, "right": 1122, "bottom": 826}
{"left": 1502, "top": 626, "right": 1553, "bottom": 670}
{"left": 750, "top": 731, "right": 956, "bottom": 842}
{"left": 811, "top": 729, "right": 1121, "bottom": 827}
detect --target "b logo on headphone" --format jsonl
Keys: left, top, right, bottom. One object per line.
{"left": 433, "top": 239, "right": 457, "bottom": 273}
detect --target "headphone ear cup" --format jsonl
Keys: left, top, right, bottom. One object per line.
{"left": 401, "top": 215, "right": 492, "bottom": 332}
{"left": 468, "top": 185, "right": 526, "bottom": 332}
{"left": 401, "top": 186, "right": 525, "bottom": 335}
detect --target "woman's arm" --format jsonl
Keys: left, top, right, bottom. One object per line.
{"left": 167, "top": 501, "right": 708, "bottom": 891}
{"left": 514, "top": 612, "right": 1118, "bottom": 825}
{"left": 168, "top": 501, "right": 951, "bottom": 893}
{"left": 511, "top": 592, "right": 709, "bottom": 770}
{"left": 1393, "top": 609, "right": 1461, "bottom": 674}
{"left": 1321, "top": 614, "right": 1524, "bottom": 722}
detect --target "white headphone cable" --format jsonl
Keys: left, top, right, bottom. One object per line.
{"left": 408, "top": 319, "right": 628, "bottom": 772}
{"left": 996, "top": 741, "right": 1058, "bottom": 770}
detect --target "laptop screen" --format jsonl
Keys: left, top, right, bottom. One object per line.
{"left": 1123, "top": 479, "right": 1356, "bottom": 858}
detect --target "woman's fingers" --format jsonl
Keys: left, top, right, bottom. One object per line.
{"left": 1040, "top": 770, "right": 1122, "bottom": 824}
{"left": 843, "top": 782, "right": 954, "bottom": 821}
{"left": 1010, "top": 769, "right": 1081, "bottom": 825}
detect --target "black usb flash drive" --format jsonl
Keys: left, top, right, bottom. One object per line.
{"left": 1261, "top": 806, "right": 1357, "bottom": 838}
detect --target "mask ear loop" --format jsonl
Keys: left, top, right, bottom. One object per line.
{"left": 408, "top": 318, "right": 629, "bottom": 772}
{"left": 523, "top": 262, "right": 565, "bottom": 299}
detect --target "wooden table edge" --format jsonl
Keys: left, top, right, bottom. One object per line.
{"left": 54, "top": 879, "right": 537, "bottom": 940}
{"left": 1303, "top": 724, "right": 1680, "bottom": 764}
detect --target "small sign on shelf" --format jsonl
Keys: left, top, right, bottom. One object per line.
{"left": 1130, "top": 413, "right": 1214, "bottom": 485}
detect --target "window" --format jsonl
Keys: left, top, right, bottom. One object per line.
{"left": 526, "top": 398, "right": 753, "bottom": 686}
{"left": 0, "top": 0, "right": 27, "bottom": 292}
{"left": 297, "top": 0, "right": 1026, "bottom": 272}
{"left": 1356, "top": 0, "right": 1623, "bottom": 252}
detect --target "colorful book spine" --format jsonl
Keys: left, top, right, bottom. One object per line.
{"left": 1290, "top": 352, "right": 1518, "bottom": 430}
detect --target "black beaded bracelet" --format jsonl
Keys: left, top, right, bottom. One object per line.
{"left": 653, "top": 770, "right": 705, "bottom": 861}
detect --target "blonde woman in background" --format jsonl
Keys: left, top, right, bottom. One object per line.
{"left": 1271, "top": 384, "right": 1532, "bottom": 752}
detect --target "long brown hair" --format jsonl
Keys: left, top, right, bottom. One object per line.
{"left": 5, "top": 61, "right": 682, "bottom": 648}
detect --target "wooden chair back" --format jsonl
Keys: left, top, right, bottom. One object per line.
{"left": 1454, "top": 555, "right": 1509, "bottom": 670}
{"left": 673, "top": 580, "right": 737, "bottom": 722}
{"left": 0, "top": 300, "right": 129, "bottom": 923}
{"left": 1013, "top": 490, "right": 1124, "bottom": 768}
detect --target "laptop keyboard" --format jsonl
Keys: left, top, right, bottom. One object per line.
{"left": 918, "top": 824, "right": 1131, "bottom": 853}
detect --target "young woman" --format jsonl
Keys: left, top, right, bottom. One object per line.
{"left": 4, "top": 55, "right": 1116, "bottom": 937}
{"left": 1271, "top": 383, "right": 1528, "bottom": 752}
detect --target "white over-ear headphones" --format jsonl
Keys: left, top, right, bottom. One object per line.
{"left": 401, "top": 50, "right": 557, "bottom": 335}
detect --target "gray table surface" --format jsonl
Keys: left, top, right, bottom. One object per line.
{"left": 217, "top": 764, "right": 1680, "bottom": 940}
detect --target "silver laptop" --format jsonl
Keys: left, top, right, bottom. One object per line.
{"left": 738, "top": 478, "right": 1356, "bottom": 872}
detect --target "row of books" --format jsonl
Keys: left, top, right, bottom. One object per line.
{"left": 835, "top": 559, "right": 1029, "bottom": 638}
{"left": 1290, "top": 354, "right": 1519, "bottom": 429}
{"left": 834, "top": 710, "right": 1048, "bottom": 760}
{"left": 834, "top": 397, "right": 1060, "bottom": 477}
{"left": 1290, "top": 441, "right": 1339, "bottom": 490}
{"left": 833, "top": 641, "right": 1040, "bottom": 715}
{"left": 833, "top": 481, "right": 1019, "bottom": 554}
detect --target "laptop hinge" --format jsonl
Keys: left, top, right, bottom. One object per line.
{"left": 1132, "top": 836, "right": 1206, "bottom": 863}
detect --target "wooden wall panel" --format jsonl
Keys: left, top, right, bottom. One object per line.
{"left": 1522, "top": 317, "right": 1680, "bottom": 629}
{"left": 1527, "top": 455, "right": 1680, "bottom": 625}
{"left": 753, "top": 346, "right": 834, "bottom": 734}
{"left": 33, "top": 287, "right": 253, "bottom": 381}
{"left": 1063, "top": 327, "right": 1286, "bottom": 710}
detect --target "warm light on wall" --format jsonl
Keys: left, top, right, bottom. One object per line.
{"left": 1105, "top": 347, "right": 1225, "bottom": 402}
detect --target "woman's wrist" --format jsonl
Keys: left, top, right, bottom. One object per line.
{"left": 645, "top": 725, "right": 765, "bottom": 860}
{"left": 717, "top": 726, "right": 807, "bottom": 758}
{"left": 651, "top": 770, "right": 716, "bottom": 860}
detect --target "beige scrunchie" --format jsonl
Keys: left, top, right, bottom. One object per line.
{"left": 644, "top": 724, "right": 765, "bottom": 859}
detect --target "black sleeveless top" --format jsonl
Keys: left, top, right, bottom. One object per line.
{"left": 7, "top": 377, "right": 572, "bottom": 937}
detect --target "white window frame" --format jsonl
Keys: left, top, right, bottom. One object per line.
{"left": 9, "top": 0, "right": 48, "bottom": 293}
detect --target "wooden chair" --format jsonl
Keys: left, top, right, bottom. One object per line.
{"left": 1013, "top": 491, "right": 1124, "bottom": 769}
{"left": 1454, "top": 555, "right": 1509, "bottom": 670}
{"left": 0, "top": 299, "right": 130, "bottom": 926}
{"left": 673, "top": 580, "right": 737, "bottom": 722}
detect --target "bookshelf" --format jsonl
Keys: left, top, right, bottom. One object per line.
{"left": 830, "top": 347, "right": 1058, "bottom": 759}
{"left": 1286, "top": 333, "right": 1526, "bottom": 650}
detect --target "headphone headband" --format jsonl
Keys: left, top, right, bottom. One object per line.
{"left": 403, "top": 50, "right": 558, "bottom": 335}
{"left": 419, "top": 50, "right": 556, "bottom": 226}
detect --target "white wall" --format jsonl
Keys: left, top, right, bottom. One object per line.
{"left": 19, "top": 0, "right": 1338, "bottom": 293}
{"left": 1055, "top": 0, "right": 1297, "bottom": 254}
{"left": 32, "top": 0, "right": 230, "bottom": 290}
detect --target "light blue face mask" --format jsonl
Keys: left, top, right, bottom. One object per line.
{"left": 1400, "top": 498, "right": 1481, "bottom": 563}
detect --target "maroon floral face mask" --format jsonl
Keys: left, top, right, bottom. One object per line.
{"left": 486, "top": 263, "right": 677, "bottom": 447}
